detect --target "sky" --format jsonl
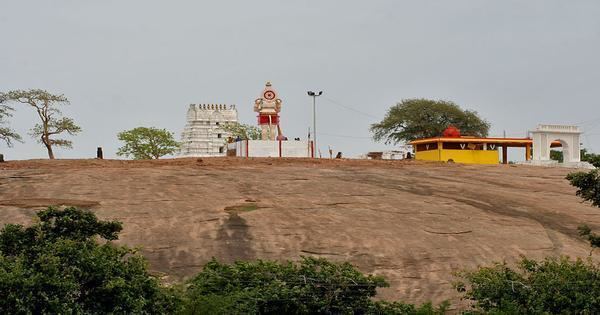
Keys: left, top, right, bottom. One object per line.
{"left": 1, "top": 0, "right": 599, "bottom": 160}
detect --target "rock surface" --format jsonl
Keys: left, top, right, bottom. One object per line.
{"left": 0, "top": 158, "right": 598, "bottom": 307}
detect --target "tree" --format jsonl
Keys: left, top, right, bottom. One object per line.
{"left": 117, "top": 127, "right": 180, "bottom": 160}
{"left": 0, "top": 207, "right": 180, "bottom": 314}
{"left": 371, "top": 99, "right": 490, "bottom": 144}
{"left": 567, "top": 170, "right": 600, "bottom": 250}
{"left": 2, "top": 89, "right": 81, "bottom": 159}
{"left": 455, "top": 256, "right": 600, "bottom": 314}
{"left": 0, "top": 94, "right": 22, "bottom": 147}
{"left": 183, "top": 257, "right": 447, "bottom": 314}
{"left": 220, "top": 122, "right": 261, "bottom": 140}
{"left": 567, "top": 170, "right": 600, "bottom": 207}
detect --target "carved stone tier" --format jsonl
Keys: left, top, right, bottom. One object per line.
{"left": 179, "top": 104, "right": 238, "bottom": 157}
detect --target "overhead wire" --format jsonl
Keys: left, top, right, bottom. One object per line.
{"left": 318, "top": 132, "right": 372, "bottom": 139}
{"left": 310, "top": 96, "right": 381, "bottom": 141}
{"left": 321, "top": 96, "right": 380, "bottom": 120}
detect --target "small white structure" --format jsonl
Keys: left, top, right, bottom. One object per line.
{"left": 532, "top": 125, "right": 581, "bottom": 162}
{"left": 227, "top": 140, "right": 314, "bottom": 158}
{"left": 382, "top": 150, "right": 410, "bottom": 160}
{"left": 180, "top": 104, "right": 238, "bottom": 157}
{"left": 528, "top": 124, "right": 594, "bottom": 169}
{"left": 358, "top": 146, "right": 414, "bottom": 160}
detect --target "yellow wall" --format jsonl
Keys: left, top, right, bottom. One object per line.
{"left": 415, "top": 149, "right": 440, "bottom": 162}
{"left": 416, "top": 148, "right": 499, "bottom": 164}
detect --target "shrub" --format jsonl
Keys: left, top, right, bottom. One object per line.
{"left": 456, "top": 256, "right": 600, "bottom": 314}
{"left": 182, "top": 257, "right": 446, "bottom": 314}
{"left": 0, "top": 207, "right": 180, "bottom": 314}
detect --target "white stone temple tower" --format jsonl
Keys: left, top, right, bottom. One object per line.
{"left": 179, "top": 104, "right": 238, "bottom": 157}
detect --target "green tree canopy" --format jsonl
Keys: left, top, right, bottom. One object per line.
{"left": 567, "top": 169, "right": 600, "bottom": 207}
{"left": 0, "top": 93, "right": 22, "bottom": 147}
{"left": 117, "top": 127, "right": 180, "bottom": 159}
{"left": 567, "top": 169, "right": 600, "bottom": 250}
{"left": 182, "top": 257, "right": 447, "bottom": 314}
{"left": 220, "top": 122, "right": 261, "bottom": 140}
{"left": 455, "top": 256, "right": 600, "bottom": 314}
{"left": 0, "top": 207, "right": 180, "bottom": 314}
{"left": 371, "top": 99, "right": 490, "bottom": 144}
{"left": 2, "top": 89, "right": 81, "bottom": 159}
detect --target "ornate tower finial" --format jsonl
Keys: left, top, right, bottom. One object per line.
{"left": 266, "top": 81, "right": 272, "bottom": 87}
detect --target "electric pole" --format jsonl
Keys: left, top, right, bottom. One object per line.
{"left": 307, "top": 90, "right": 323, "bottom": 158}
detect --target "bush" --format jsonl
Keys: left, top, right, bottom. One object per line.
{"left": 455, "top": 257, "right": 600, "bottom": 314}
{"left": 182, "top": 257, "right": 446, "bottom": 315}
{"left": 0, "top": 207, "right": 180, "bottom": 314}
{"left": 567, "top": 169, "right": 600, "bottom": 207}
{"left": 567, "top": 170, "right": 600, "bottom": 250}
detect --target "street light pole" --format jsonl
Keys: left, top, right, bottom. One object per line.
{"left": 307, "top": 90, "right": 323, "bottom": 158}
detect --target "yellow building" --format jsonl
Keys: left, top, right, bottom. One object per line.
{"left": 410, "top": 136, "right": 561, "bottom": 165}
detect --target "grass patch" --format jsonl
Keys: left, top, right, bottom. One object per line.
{"left": 224, "top": 203, "right": 259, "bottom": 213}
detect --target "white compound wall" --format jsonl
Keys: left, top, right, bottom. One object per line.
{"left": 228, "top": 140, "right": 313, "bottom": 158}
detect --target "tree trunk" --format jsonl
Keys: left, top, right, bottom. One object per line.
{"left": 46, "top": 144, "right": 55, "bottom": 159}
{"left": 43, "top": 136, "right": 54, "bottom": 159}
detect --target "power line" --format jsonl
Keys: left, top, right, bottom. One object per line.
{"left": 322, "top": 96, "right": 380, "bottom": 119}
{"left": 572, "top": 116, "right": 600, "bottom": 126}
{"left": 318, "top": 132, "right": 373, "bottom": 139}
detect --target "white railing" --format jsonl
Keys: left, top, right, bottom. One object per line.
{"left": 535, "top": 124, "right": 580, "bottom": 133}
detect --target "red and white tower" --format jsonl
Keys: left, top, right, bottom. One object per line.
{"left": 254, "top": 82, "right": 283, "bottom": 140}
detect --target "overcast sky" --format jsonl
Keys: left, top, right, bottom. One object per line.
{"left": 1, "top": 0, "right": 599, "bottom": 160}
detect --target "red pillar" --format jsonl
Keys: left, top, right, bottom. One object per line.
{"left": 502, "top": 144, "right": 508, "bottom": 164}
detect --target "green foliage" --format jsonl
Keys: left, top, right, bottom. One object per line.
{"left": 550, "top": 149, "right": 563, "bottom": 162}
{"left": 0, "top": 207, "right": 180, "bottom": 314}
{"left": 581, "top": 148, "right": 600, "bottom": 168}
{"left": 0, "top": 94, "right": 22, "bottom": 147}
{"left": 117, "top": 126, "right": 180, "bottom": 159}
{"left": 369, "top": 301, "right": 450, "bottom": 315}
{"left": 183, "top": 257, "right": 400, "bottom": 314}
{"left": 567, "top": 169, "right": 600, "bottom": 207}
{"left": 220, "top": 122, "right": 261, "bottom": 140}
{"left": 578, "top": 225, "right": 600, "bottom": 251}
{"left": 567, "top": 169, "right": 600, "bottom": 249}
{"left": 456, "top": 256, "right": 600, "bottom": 314}
{"left": 2, "top": 89, "right": 81, "bottom": 158}
{"left": 554, "top": 148, "right": 600, "bottom": 166}
{"left": 29, "top": 116, "right": 81, "bottom": 148}
{"left": 371, "top": 99, "right": 490, "bottom": 144}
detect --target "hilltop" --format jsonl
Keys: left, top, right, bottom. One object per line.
{"left": 0, "top": 158, "right": 598, "bottom": 307}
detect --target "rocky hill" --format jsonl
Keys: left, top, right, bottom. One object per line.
{"left": 1, "top": 158, "right": 598, "bottom": 307}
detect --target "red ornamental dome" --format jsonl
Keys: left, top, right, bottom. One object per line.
{"left": 442, "top": 125, "right": 461, "bottom": 138}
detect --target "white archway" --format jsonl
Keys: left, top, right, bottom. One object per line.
{"left": 531, "top": 125, "right": 581, "bottom": 163}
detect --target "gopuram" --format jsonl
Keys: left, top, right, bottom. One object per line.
{"left": 254, "top": 82, "right": 284, "bottom": 140}
{"left": 179, "top": 104, "right": 238, "bottom": 157}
